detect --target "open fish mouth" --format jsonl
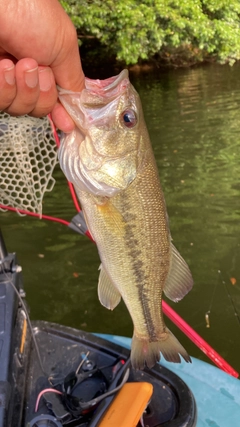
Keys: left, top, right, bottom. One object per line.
{"left": 58, "top": 70, "right": 140, "bottom": 197}
{"left": 58, "top": 70, "right": 131, "bottom": 131}
{"left": 84, "top": 69, "right": 130, "bottom": 97}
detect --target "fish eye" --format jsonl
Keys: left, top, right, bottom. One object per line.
{"left": 121, "top": 109, "right": 137, "bottom": 128}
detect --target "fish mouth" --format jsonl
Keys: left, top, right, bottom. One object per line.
{"left": 84, "top": 69, "right": 129, "bottom": 97}
{"left": 58, "top": 70, "right": 132, "bottom": 131}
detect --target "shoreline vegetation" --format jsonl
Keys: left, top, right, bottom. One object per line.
{"left": 61, "top": 0, "right": 240, "bottom": 71}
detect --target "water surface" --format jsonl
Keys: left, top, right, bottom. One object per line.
{"left": 1, "top": 63, "right": 240, "bottom": 374}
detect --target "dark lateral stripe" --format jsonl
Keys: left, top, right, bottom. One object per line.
{"left": 124, "top": 217, "right": 157, "bottom": 339}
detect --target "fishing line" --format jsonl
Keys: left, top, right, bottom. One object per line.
{"left": 218, "top": 269, "right": 240, "bottom": 326}
{"left": 204, "top": 271, "right": 219, "bottom": 328}
{"left": 1, "top": 262, "right": 48, "bottom": 377}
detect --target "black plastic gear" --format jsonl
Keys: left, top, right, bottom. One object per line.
{"left": 28, "top": 414, "right": 62, "bottom": 427}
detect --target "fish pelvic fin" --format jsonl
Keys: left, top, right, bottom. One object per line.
{"left": 98, "top": 264, "right": 121, "bottom": 310}
{"left": 163, "top": 243, "right": 193, "bottom": 302}
{"left": 131, "top": 328, "right": 191, "bottom": 370}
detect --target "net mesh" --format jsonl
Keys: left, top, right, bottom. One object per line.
{"left": 0, "top": 112, "right": 58, "bottom": 216}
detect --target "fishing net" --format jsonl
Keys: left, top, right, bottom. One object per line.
{"left": 0, "top": 112, "right": 58, "bottom": 216}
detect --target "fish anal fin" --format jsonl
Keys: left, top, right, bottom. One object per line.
{"left": 163, "top": 243, "right": 193, "bottom": 302}
{"left": 98, "top": 264, "right": 121, "bottom": 310}
{"left": 131, "top": 328, "right": 191, "bottom": 370}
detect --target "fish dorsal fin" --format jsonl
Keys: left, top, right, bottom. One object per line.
{"left": 163, "top": 243, "right": 193, "bottom": 302}
{"left": 98, "top": 264, "right": 121, "bottom": 310}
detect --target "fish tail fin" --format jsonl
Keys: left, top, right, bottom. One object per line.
{"left": 131, "top": 328, "right": 191, "bottom": 370}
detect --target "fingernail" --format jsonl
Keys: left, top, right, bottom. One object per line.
{"left": 25, "top": 67, "right": 38, "bottom": 88}
{"left": 39, "top": 68, "right": 52, "bottom": 92}
{"left": 4, "top": 66, "right": 15, "bottom": 85}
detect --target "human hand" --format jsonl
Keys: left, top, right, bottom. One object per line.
{"left": 0, "top": 0, "right": 84, "bottom": 132}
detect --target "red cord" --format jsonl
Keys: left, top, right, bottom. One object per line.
{"left": 67, "top": 181, "right": 81, "bottom": 212}
{"left": 0, "top": 205, "right": 70, "bottom": 226}
{"left": 35, "top": 388, "right": 63, "bottom": 412}
{"left": 48, "top": 114, "right": 60, "bottom": 148}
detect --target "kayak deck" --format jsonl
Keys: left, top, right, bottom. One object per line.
{"left": 23, "top": 321, "right": 196, "bottom": 426}
{"left": 100, "top": 334, "right": 240, "bottom": 427}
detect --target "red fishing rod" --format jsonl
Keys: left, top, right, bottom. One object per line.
{"left": 1, "top": 114, "right": 238, "bottom": 378}
{"left": 162, "top": 301, "right": 238, "bottom": 377}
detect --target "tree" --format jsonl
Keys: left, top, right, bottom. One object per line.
{"left": 60, "top": 0, "right": 240, "bottom": 66}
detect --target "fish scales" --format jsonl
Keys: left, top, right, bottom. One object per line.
{"left": 79, "top": 152, "right": 168, "bottom": 338}
{"left": 58, "top": 70, "right": 193, "bottom": 369}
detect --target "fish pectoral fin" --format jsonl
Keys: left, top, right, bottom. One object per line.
{"left": 98, "top": 264, "right": 121, "bottom": 310}
{"left": 163, "top": 243, "right": 193, "bottom": 302}
{"left": 95, "top": 199, "right": 126, "bottom": 236}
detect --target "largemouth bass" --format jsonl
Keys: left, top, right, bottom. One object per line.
{"left": 58, "top": 70, "right": 193, "bottom": 369}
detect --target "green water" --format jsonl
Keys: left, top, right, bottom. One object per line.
{"left": 1, "top": 63, "right": 240, "bottom": 374}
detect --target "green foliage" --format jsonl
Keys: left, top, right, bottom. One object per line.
{"left": 60, "top": 0, "right": 240, "bottom": 65}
